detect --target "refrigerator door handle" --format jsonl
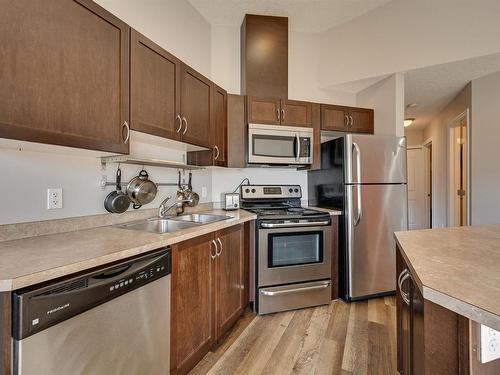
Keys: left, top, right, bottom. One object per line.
{"left": 354, "top": 185, "right": 362, "bottom": 226}
{"left": 352, "top": 142, "right": 362, "bottom": 226}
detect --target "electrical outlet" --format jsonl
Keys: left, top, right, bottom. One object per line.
{"left": 480, "top": 324, "right": 500, "bottom": 363}
{"left": 47, "top": 188, "right": 63, "bottom": 210}
{"left": 201, "top": 186, "right": 208, "bottom": 198}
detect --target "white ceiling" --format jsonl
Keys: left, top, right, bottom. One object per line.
{"left": 187, "top": 0, "right": 392, "bottom": 33}
{"left": 405, "top": 53, "right": 500, "bottom": 131}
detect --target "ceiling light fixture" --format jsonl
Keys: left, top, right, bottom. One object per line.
{"left": 406, "top": 103, "right": 418, "bottom": 108}
{"left": 404, "top": 118, "right": 415, "bottom": 127}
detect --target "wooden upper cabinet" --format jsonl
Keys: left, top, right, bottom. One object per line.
{"left": 281, "top": 100, "right": 312, "bottom": 127}
{"left": 0, "top": 0, "right": 130, "bottom": 153}
{"left": 241, "top": 15, "right": 288, "bottom": 98}
{"left": 130, "top": 29, "right": 181, "bottom": 141}
{"left": 181, "top": 64, "right": 213, "bottom": 148}
{"left": 321, "top": 104, "right": 349, "bottom": 131}
{"left": 215, "top": 224, "right": 244, "bottom": 340}
{"left": 247, "top": 96, "right": 281, "bottom": 125}
{"left": 171, "top": 233, "right": 215, "bottom": 374}
{"left": 213, "top": 85, "right": 228, "bottom": 167}
{"left": 349, "top": 107, "right": 374, "bottom": 134}
{"left": 321, "top": 104, "right": 374, "bottom": 134}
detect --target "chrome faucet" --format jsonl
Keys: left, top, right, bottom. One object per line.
{"left": 158, "top": 196, "right": 193, "bottom": 218}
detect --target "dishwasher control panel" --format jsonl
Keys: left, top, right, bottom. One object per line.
{"left": 12, "top": 248, "right": 171, "bottom": 340}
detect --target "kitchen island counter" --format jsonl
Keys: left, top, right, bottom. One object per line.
{"left": 395, "top": 224, "right": 500, "bottom": 331}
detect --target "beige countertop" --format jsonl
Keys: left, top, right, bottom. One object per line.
{"left": 395, "top": 224, "right": 500, "bottom": 331}
{"left": 0, "top": 209, "right": 256, "bottom": 292}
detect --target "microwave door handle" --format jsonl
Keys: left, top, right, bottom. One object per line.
{"left": 295, "top": 133, "right": 301, "bottom": 161}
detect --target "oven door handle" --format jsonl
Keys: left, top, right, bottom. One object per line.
{"left": 260, "top": 281, "right": 331, "bottom": 296}
{"left": 260, "top": 220, "right": 331, "bottom": 228}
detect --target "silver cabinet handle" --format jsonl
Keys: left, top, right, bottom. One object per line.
{"left": 281, "top": 109, "right": 285, "bottom": 121}
{"left": 210, "top": 239, "right": 217, "bottom": 260}
{"left": 214, "top": 145, "right": 220, "bottom": 160}
{"left": 122, "top": 121, "right": 130, "bottom": 143}
{"left": 350, "top": 115, "right": 354, "bottom": 127}
{"left": 261, "top": 281, "right": 330, "bottom": 296}
{"left": 276, "top": 109, "right": 280, "bottom": 122}
{"left": 345, "top": 114, "right": 349, "bottom": 127}
{"left": 176, "top": 115, "right": 182, "bottom": 133}
{"left": 182, "top": 117, "right": 188, "bottom": 135}
{"left": 352, "top": 142, "right": 362, "bottom": 225}
{"left": 398, "top": 269, "right": 411, "bottom": 305}
{"left": 216, "top": 237, "right": 223, "bottom": 256}
{"left": 260, "top": 220, "right": 330, "bottom": 228}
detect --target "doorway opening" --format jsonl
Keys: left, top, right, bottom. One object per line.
{"left": 447, "top": 110, "right": 470, "bottom": 226}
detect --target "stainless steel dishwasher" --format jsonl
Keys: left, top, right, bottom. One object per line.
{"left": 12, "top": 248, "right": 171, "bottom": 375}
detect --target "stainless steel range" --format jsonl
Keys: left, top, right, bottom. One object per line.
{"left": 240, "top": 185, "right": 332, "bottom": 315}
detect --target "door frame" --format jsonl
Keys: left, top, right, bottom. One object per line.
{"left": 422, "top": 137, "right": 433, "bottom": 229}
{"left": 447, "top": 109, "right": 471, "bottom": 226}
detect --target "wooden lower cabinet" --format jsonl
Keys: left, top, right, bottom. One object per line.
{"left": 396, "top": 246, "right": 500, "bottom": 375}
{"left": 171, "top": 224, "right": 246, "bottom": 374}
{"left": 215, "top": 225, "right": 245, "bottom": 339}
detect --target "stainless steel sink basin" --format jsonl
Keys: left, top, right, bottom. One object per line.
{"left": 119, "top": 218, "right": 200, "bottom": 234}
{"left": 171, "top": 213, "right": 232, "bottom": 224}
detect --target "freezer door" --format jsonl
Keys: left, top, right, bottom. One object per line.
{"left": 345, "top": 134, "right": 407, "bottom": 184}
{"left": 346, "top": 184, "right": 408, "bottom": 299}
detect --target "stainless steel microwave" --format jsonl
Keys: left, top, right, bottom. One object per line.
{"left": 248, "top": 123, "right": 313, "bottom": 165}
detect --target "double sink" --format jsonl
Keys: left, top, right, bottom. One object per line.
{"left": 119, "top": 213, "right": 232, "bottom": 234}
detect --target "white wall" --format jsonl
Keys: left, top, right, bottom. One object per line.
{"left": 405, "top": 129, "right": 424, "bottom": 146}
{"left": 95, "top": 0, "right": 212, "bottom": 76}
{"left": 319, "top": 0, "right": 500, "bottom": 87}
{"left": 356, "top": 73, "right": 405, "bottom": 136}
{"left": 422, "top": 83, "right": 471, "bottom": 228}
{"left": 471, "top": 70, "right": 500, "bottom": 224}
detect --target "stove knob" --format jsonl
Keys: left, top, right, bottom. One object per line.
{"left": 294, "top": 188, "right": 299, "bottom": 193}
{"left": 288, "top": 188, "right": 293, "bottom": 193}
{"left": 245, "top": 188, "right": 250, "bottom": 193}
{"left": 251, "top": 188, "right": 256, "bottom": 193}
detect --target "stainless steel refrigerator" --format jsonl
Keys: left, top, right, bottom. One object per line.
{"left": 308, "top": 134, "right": 408, "bottom": 301}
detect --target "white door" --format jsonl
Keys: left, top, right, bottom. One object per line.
{"left": 407, "top": 148, "right": 427, "bottom": 230}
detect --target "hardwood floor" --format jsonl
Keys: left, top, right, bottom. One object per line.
{"left": 189, "top": 297, "right": 397, "bottom": 375}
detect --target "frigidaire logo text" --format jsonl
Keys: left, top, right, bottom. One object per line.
{"left": 47, "top": 303, "right": 70, "bottom": 315}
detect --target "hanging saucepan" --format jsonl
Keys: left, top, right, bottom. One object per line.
{"left": 184, "top": 172, "right": 199, "bottom": 207}
{"left": 104, "top": 167, "right": 130, "bottom": 213}
{"left": 126, "top": 169, "right": 158, "bottom": 209}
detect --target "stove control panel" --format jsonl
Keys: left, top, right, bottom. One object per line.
{"left": 240, "top": 185, "right": 302, "bottom": 199}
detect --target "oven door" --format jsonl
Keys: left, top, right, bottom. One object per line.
{"left": 258, "top": 224, "right": 331, "bottom": 286}
{"left": 248, "top": 124, "right": 312, "bottom": 165}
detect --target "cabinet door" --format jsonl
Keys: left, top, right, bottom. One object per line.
{"left": 130, "top": 29, "right": 181, "bottom": 140}
{"left": 213, "top": 85, "right": 228, "bottom": 167}
{"left": 172, "top": 234, "right": 215, "bottom": 374}
{"left": 215, "top": 224, "right": 245, "bottom": 340}
{"left": 397, "top": 248, "right": 411, "bottom": 375}
{"left": 0, "top": 0, "right": 130, "bottom": 154}
{"left": 349, "top": 108, "right": 374, "bottom": 134}
{"left": 281, "top": 100, "right": 312, "bottom": 127}
{"left": 247, "top": 96, "right": 281, "bottom": 125}
{"left": 180, "top": 64, "right": 213, "bottom": 148}
{"left": 321, "top": 104, "right": 349, "bottom": 131}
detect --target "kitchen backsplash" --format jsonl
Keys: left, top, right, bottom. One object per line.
{"left": 1, "top": 138, "right": 307, "bottom": 225}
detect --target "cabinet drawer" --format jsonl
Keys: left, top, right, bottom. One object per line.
{"left": 258, "top": 280, "right": 331, "bottom": 315}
